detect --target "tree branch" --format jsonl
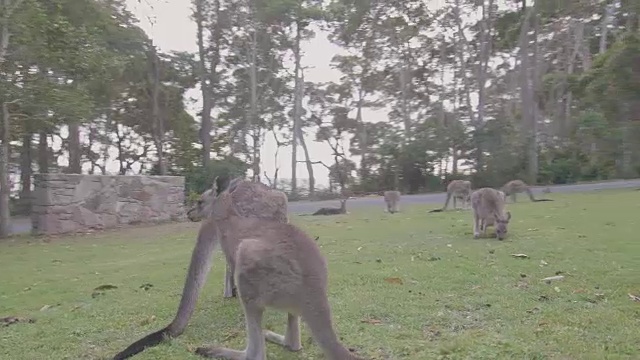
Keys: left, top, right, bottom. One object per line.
{"left": 296, "top": 160, "right": 331, "bottom": 170}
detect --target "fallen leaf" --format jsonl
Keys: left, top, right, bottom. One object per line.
{"left": 554, "top": 286, "right": 561, "bottom": 293}
{"left": 357, "top": 246, "right": 362, "bottom": 251}
{"left": 360, "top": 318, "right": 382, "bottom": 325}
{"left": 139, "top": 283, "right": 153, "bottom": 291}
{"left": 527, "top": 228, "right": 539, "bottom": 231}
{"left": 540, "top": 260, "right": 548, "bottom": 266}
{"left": 1, "top": 316, "right": 35, "bottom": 327}
{"left": 39, "top": 305, "right": 51, "bottom": 311}
{"left": 384, "top": 277, "right": 404, "bottom": 285}
{"left": 94, "top": 284, "right": 118, "bottom": 291}
{"left": 511, "top": 253, "right": 529, "bottom": 259}
{"left": 572, "top": 289, "right": 586, "bottom": 294}
{"left": 629, "top": 293, "right": 640, "bottom": 302}
{"left": 541, "top": 275, "right": 565, "bottom": 283}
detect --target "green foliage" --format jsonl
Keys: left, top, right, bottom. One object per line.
{"left": 182, "top": 157, "right": 250, "bottom": 196}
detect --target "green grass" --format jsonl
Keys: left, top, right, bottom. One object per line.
{"left": 2, "top": 189, "right": 640, "bottom": 360}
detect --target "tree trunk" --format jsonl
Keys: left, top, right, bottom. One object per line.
{"left": 194, "top": 0, "right": 212, "bottom": 166}
{"left": 399, "top": 46, "right": 410, "bottom": 137}
{"left": 451, "top": 68, "right": 460, "bottom": 175}
{"left": 296, "top": 68, "right": 315, "bottom": 196}
{"left": 0, "top": 101, "right": 10, "bottom": 238}
{"left": 19, "top": 133, "right": 32, "bottom": 210}
{"left": 248, "top": 18, "right": 260, "bottom": 181}
{"left": 149, "top": 45, "right": 166, "bottom": 175}
{"left": 290, "top": 20, "right": 302, "bottom": 194}
{"left": 474, "top": 0, "right": 493, "bottom": 171}
{"left": 298, "top": 131, "right": 315, "bottom": 197}
{"left": 529, "top": 6, "right": 540, "bottom": 183}
{"left": 453, "top": 0, "right": 478, "bottom": 170}
{"left": 355, "top": 91, "right": 368, "bottom": 180}
{"left": 0, "top": 0, "right": 16, "bottom": 237}
{"left": 518, "top": 6, "right": 536, "bottom": 183}
{"left": 38, "top": 131, "right": 49, "bottom": 173}
{"left": 68, "top": 122, "right": 81, "bottom": 173}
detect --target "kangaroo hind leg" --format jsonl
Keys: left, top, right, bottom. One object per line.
{"left": 264, "top": 313, "right": 302, "bottom": 351}
{"left": 195, "top": 303, "right": 265, "bottom": 360}
{"left": 196, "top": 241, "right": 268, "bottom": 360}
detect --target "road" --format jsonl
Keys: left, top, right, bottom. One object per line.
{"left": 10, "top": 179, "right": 640, "bottom": 235}
{"left": 287, "top": 178, "right": 640, "bottom": 214}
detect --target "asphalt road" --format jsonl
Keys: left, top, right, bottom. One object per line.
{"left": 10, "top": 179, "right": 640, "bottom": 235}
{"left": 287, "top": 179, "right": 640, "bottom": 214}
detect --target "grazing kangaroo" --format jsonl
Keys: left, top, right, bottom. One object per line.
{"left": 501, "top": 179, "right": 554, "bottom": 203}
{"left": 471, "top": 187, "right": 512, "bottom": 240}
{"left": 186, "top": 178, "right": 288, "bottom": 298}
{"left": 112, "top": 177, "right": 364, "bottom": 360}
{"left": 429, "top": 179, "right": 472, "bottom": 213}
{"left": 312, "top": 198, "right": 348, "bottom": 216}
{"left": 383, "top": 190, "right": 401, "bottom": 213}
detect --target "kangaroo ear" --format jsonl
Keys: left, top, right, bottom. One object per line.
{"left": 211, "top": 176, "right": 219, "bottom": 193}
{"left": 227, "top": 177, "right": 243, "bottom": 193}
{"left": 215, "top": 175, "right": 232, "bottom": 195}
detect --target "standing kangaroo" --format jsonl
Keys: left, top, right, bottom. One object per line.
{"left": 311, "top": 198, "right": 348, "bottom": 216}
{"left": 383, "top": 190, "right": 401, "bottom": 213}
{"left": 430, "top": 179, "right": 472, "bottom": 213}
{"left": 112, "top": 177, "right": 364, "bottom": 360}
{"left": 186, "top": 178, "right": 288, "bottom": 298}
{"left": 471, "top": 187, "right": 512, "bottom": 240}
{"left": 501, "top": 179, "right": 554, "bottom": 203}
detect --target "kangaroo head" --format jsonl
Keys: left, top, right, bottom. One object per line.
{"left": 186, "top": 176, "right": 243, "bottom": 222}
{"left": 187, "top": 187, "right": 216, "bottom": 222}
{"left": 495, "top": 211, "right": 512, "bottom": 240}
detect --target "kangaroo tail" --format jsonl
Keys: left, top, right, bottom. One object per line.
{"left": 113, "top": 328, "right": 171, "bottom": 360}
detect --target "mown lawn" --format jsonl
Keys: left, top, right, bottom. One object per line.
{"left": 1, "top": 189, "right": 640, "bottom": 360}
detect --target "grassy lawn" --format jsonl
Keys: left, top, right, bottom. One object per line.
{"left": 1, "top": 189, "right": 640, "bottom": 360}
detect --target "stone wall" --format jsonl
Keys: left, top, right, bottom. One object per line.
{"left": 31, "top": 174, "right": 186, "bottom": 235}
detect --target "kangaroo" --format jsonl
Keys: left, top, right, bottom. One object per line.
{"left": 311, "top": 198, "right": 348, "bottom": 216}
{"left": 383, "top": 190, "right": 401, "bottom": 213}
{"left": 111, "top": 177, "right": 364, "bottom": 360}
{"left": 429, "top": 179, "right": 472, "bottom": 213}
{"left": 186, "top": 178, "right": 288, "bottom": 298}
{"left": 470, "top": 187, "right": 512, "bottom": 240}
{"left": 501, "top": 179, "right": 554, "bottom": 203}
